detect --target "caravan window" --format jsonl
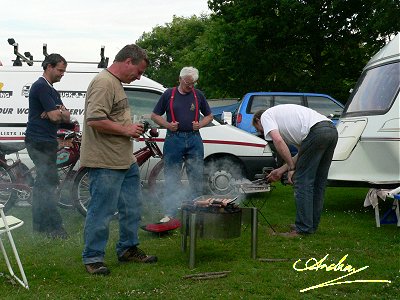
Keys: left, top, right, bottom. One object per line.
{"left": 344, "top": 61, "right": 400, "bottom": 116}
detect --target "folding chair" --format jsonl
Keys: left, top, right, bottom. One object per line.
{"left": 0, "top": 204, "right": 29, "bottom": 289}
{"left": 371, "top": 187, "right": 400, "bottom": 227}
{"left": 382, "top": 186, "right": 400, "bottom": 227}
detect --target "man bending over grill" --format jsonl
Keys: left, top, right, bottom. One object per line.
{"left": 252, "top": 105, "right": 338, "bottom": 236}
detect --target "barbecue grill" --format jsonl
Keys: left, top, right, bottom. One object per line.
{"left": 180, "top": 195, "right": 258, "bottom": 268}
{"left": 231, "top": 178, "right": 271, "bottom": 194}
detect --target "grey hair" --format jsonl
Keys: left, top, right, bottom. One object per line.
{"left": 179, "top": 66, "right": 199, "bottom": 81}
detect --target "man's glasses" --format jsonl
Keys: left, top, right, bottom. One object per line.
{"left": 181, "top": 77, "right": 197, "bottom": 87}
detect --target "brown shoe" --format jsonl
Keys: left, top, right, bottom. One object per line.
{"left": 277, "top": 229, "right": 302, "bottom": 237}
{"left": 118, "top": 246, "right": 158, "bottom": 263}
{"left": 85, "top": 262, "right": 110, "bottom": 275}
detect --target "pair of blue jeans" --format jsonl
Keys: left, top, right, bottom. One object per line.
{"left": 294, "top": 121, "right": 338, "bottom": 234}
{"left": 162, "top": 131, "right": 204, "bottom": 216}
{"left": 82, "top": 163, "right": 142, "bottom": 264}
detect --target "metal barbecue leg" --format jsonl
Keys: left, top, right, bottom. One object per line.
{"left": 251, "top": 204, "right": 276, "bottom": 233}
{"left": 250, "top": 207, "right": 258, "bottom": 259}
{"left": 189, "top": 213, "right": 197, "bottom": 269}
{"left": 181, "top": 209, "right": 188, "bottom": 252}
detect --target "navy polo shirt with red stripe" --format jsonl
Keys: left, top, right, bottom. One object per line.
{"left": 153, "top": 87, "right": 211, "bottom": 132}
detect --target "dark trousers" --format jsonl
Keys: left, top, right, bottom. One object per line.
{"left": 294, "top": 121, "right": 338, "bottom": 234}
{"left": 25, "top": 139, "right": 63, "bottom": 232}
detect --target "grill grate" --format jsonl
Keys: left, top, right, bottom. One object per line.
{"left": 231, "top": 179, "right": 271, "bottom": 194}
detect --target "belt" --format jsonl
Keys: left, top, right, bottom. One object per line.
{"left": 167, "top": 130, "right": 200, "bottom": 136}
{"left": 168, "top": 130, "right": 199, "bottom": 133}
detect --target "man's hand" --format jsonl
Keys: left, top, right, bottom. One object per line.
{"left": 266, "top": 168, "right": 283, "bottom": 182}
{"left": 40, "top": 111, "right": 49, "bottom": 119}
{"left": 168, "top": 121, "right": 179, "bottom": 132}
{"left": 46, "top": 105, "right": 70, "bottom": 123}
{"left": 287, "top": 170, "right": 295, "bottom": 185}
{"left": 192, "top": 121, "right": 200, "bottom": 131}
{"left": 127, "top": 123, "right": 144, "bottom": 138}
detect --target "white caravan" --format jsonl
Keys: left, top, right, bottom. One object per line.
{"left": 328, "top": 34, "right": 400, "bottom": 188}
{"left": 0, "top": 44, "right": 276, "bottom": 195}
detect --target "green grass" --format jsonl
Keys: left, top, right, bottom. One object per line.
{"left": 1, "top": 185, "right": 399, "bottom": 299}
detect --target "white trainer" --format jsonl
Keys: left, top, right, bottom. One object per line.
{"left": 159, "top": 216, "right": 171, "bottom": 223}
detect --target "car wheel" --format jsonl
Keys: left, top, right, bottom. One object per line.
{"left": 204, "top": 157, "right": 245, "bottom": 195}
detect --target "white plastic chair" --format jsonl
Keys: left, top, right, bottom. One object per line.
{"left": 0, "top": 204, "right": 29, "bottom": 289}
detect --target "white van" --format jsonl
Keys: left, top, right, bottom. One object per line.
{"left": 0, "top": 62, "right": 275, "bottom": 195}
{"left": 328, "top": 34, "right": 400, "bottom": 188}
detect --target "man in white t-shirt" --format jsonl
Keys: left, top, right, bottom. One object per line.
{"left": 252, "top": 104, "right": 338, "bottom": 236}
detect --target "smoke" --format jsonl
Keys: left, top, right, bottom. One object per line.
{"left": 143, "top": 157, "right": 271, "bottom": 222}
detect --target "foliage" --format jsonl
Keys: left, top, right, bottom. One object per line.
{"left": 137, "top": 15, "right": 210, "bottom": 88}
{"left": 137, "top": 1, "right": 400, "bottom": 103}
{"left": 203, "top": 0, "right": 400, "bottom": 102}
{"left": 0, "top": 186, "right": 399, "bottom": 299}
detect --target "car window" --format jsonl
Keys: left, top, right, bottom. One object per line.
{"left": 249, "top": 95, "right": 274, "bottom": 113}
{"left": 344, "top": 62, "right": 400, "bottom": 116}
{"left": 307, "top": 96, "right": 343, "bottom": 118}
{"left": 274, "top": 95, "right": 302, "bottom": 106}
{"left": 125, "top": 88, "right": 162, "bottom": 121}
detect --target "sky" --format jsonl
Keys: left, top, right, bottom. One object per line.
{"left": 0, "top": 0, "right": 210, "bottom": 66}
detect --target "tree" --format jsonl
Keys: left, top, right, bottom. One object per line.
{"left": 136, "top": 15, "right": 209, "bottom": 88}
{"left": 136, "top": 1, "right": 400, "bottom": 102}
{"left": 203, "top": 0, "right": 400, "bottom": 101}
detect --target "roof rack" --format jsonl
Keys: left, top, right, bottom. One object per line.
{"left": 7, "top": 38, "right": 109, "bottom": 68}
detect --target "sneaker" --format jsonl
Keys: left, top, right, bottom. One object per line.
{"left": 118, "top": 246, "right": 158, "bottom": 263}
{"left": 46, "top": 227, "right": 69, "bottom": 239}
{"left": 159, "top": 215, "right": 172, "bottom": 223}
{"left": 15, "top": 200, "right": 31, "bottom": 207}
{"left": 34, "top": 227, "right": 69, "bottom": 239}
{"left": 85, "top": 262, "right": 110, "bottom": 275}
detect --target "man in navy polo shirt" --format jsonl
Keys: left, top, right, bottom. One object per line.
{"left": 25, "top": 53, "right": 71, "bottom": 239}
{"left": 151, "top": 67, "right": 213, "bottom": 222}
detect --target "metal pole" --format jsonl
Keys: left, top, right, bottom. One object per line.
{"left": 189, "top": 213, "right": 197, "bottom": 269}
{"left": 250, "top": 207, "right": 258, "bottom": 259}
{"left": 181, "top": 209, "right": 188, "bottom": 252}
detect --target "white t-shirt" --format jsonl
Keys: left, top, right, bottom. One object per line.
{"left": 261, "top": 104, "right": 329, "bottom": 148}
